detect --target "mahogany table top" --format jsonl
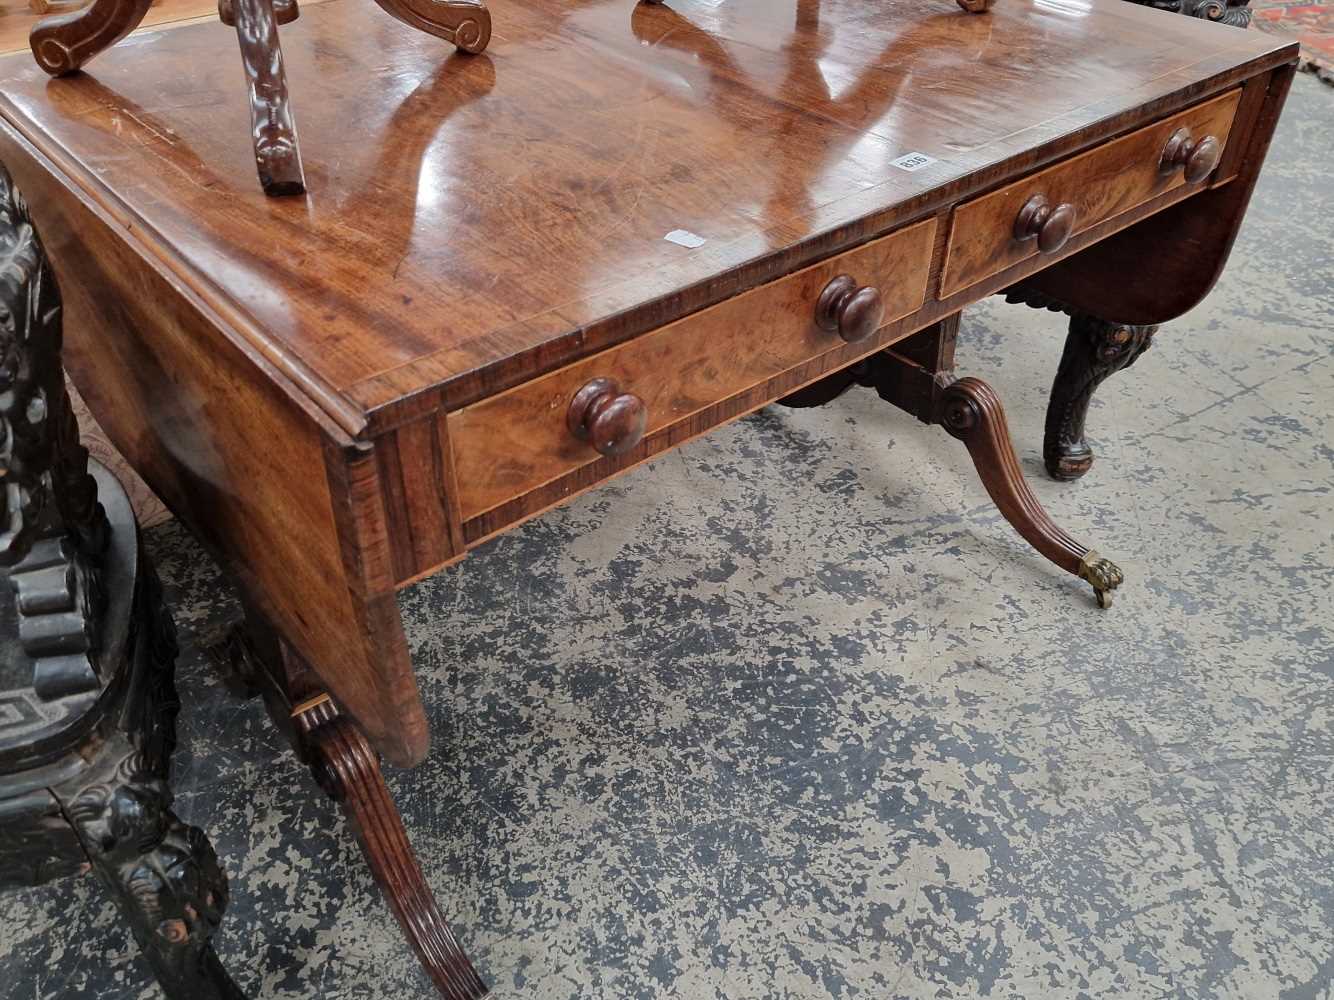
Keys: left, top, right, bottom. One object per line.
{"left": 0, "top": 0, "right": 1290, "bottom": 437}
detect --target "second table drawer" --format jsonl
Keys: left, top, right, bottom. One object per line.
{"left": 940, "top": 88, "right": 1242, "bottom": 298}
{"left": 450, "top": 217, "right": 937, "bottom": 521}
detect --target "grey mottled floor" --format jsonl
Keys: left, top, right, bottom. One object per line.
{"left": 4, "top": 74, "right": 1333, "bottom": 1000}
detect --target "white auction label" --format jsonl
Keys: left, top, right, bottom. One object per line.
{"left": 664, "top": 229, "right": 707, "bottom": 249}
{"left": 891, "top": 152, "right": 937, "bottom": 172}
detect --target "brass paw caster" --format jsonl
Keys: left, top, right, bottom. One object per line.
{"left": 1078, "top": 550, "right": 1124, "bottom": 609}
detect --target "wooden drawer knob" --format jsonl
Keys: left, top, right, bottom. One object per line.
{"left": 566, "top": 377, "right": 647, "bottom": 457}
{"left": 815, "top": 275, "right": 885, "bottom": 343}
{"left": 1159, "top": 127, "right": 1221, "bottom": 184}
{"left": 1013, "top": 194, "right": 1076, "bottom": 255}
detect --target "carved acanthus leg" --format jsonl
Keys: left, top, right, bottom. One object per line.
{"left": 62, "top": 761, "right": 245, "bottom": 1000}
{"left": 29, "top": 0, "right": 152, "bottom": 76}
{"left": 293, "top": 694, "right": 489, "bottom": 1000}
{"left": 229, "top": 0, "right": 306, "bottom": 196}
{"left": 937, "top": 377, "right": 1123, "bottom": 608}
{"left": 1044, "top": 313, "right": 1157, "bottom": 482}
{"left": 57, "top": 566, "right": 245, "bottom": 1000}
{"left": 367, "top": 0, "right": 491, "bottom": 53}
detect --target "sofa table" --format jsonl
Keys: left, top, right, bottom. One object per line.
{"left": 0, "top": 0, "right": 1295, "bottom": 993}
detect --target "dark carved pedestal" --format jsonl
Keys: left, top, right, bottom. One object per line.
{"left": 0, "top": 163, "right": 244, "bottom": 999}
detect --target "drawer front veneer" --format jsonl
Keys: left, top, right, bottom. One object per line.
{"left": 940, "top": 89, "right": 1243, "bottom": 298}
{"left": 450, "top": 218, "right": 937, "bottom": 520}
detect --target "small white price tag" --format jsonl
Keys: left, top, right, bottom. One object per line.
{"left": 664, "top": 229, "right": 707, "bottom": 249}
{"left": 891, "top": 151, "right": 937, "bottom": 172}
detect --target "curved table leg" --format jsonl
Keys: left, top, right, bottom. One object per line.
{"left": 230, "top": 0, "right": 306, "bottom": 196}
{"left": 368, "top": 0, "right": 491, "bottom": 53}
{"left": 293, "top": 695, "right": 489, "bottom": 1000}
{"left": 777, "top": 318, "right": 1123, "bottom": 608}
{"left": 1044, "top": 313, "right": 1157, "bottom": 482}
{"left": 29, "top": 0, "right": 152, "bottom": 75}
{"left": 938, "top": 377, "right": 1123, "bottom": 608}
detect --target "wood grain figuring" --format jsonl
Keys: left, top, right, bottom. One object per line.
{"left": 450, "top": 218, "right": 935, "bottom": 521}
{"left": 0, "top": 0, "right": 1295, "bottom": 432}
{"left": 0, "top": 119, "right": 427, "bottom": 767}
{"left": 0, "top": 0, "right": 1298, "bottom": 763}
{"left": 940, "top": 88, "right": 1242, "bottom": 298}
{"left": 374, "top": 411, "right": 465, "bottom": 585}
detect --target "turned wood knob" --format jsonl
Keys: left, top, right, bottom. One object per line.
{"left": 815, "top": 275, "right": 885, "bottom": 343}
{"left": 1159, "top": 127, "right": 1221, "bottom": 184}
{"left": 1013, "top": 194, "right": 1076, "bottom": 255}
{"left": 566, "top": 377, "right": 647, "bottom": 457}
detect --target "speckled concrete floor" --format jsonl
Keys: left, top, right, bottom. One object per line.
{"left": 3, "top": 72, "right": 1332, "bottom": 1000}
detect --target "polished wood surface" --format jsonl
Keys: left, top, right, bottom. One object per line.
{"left": 0, "top": 0, "right": 1293, "bottom": 433}
{"left": 0, "top": 6, "right": 1297, "bottom": 993}
{"left": 1, "top": 0, "right": 333, "bottom": 62}
{"left": 0, "top": 119, "right": 427, "bottom": 766}
{"left": 0, "top": 0, "right": 1297, "bottom": 764}
{"left": 449, "top": 217, "right": 934, "bottom": 521}
{"left": 940, "top": 88, "right": 1242, "bottom": 297}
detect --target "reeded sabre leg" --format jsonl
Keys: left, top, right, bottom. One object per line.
{"left": 294, "top": 695, "right": 489, "bottom": 1000}
{"left": 209, "top": 622, "right": 488, "bottom": 1000}
{"left": 778, "top": 318, "right": 1124, "bottom": 608}
{"left": 938, "top": 376, "right": 1124, "bottom": 608}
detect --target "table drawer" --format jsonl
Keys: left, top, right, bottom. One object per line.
{"left": 940, "top": 89, "right": 1242, "bottom": 298}
{"left": 450, "top": 218, "right": 937, "bottom": 521}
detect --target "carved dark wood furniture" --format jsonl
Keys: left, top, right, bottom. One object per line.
{"left": 0, "top": 164, "right": 243, "bottom": 999}
{"left": 0, "top": 0, "right": 1296, "bottom": 993}
{"left": 27, "top": 0, "right": 492, "bottom": 195}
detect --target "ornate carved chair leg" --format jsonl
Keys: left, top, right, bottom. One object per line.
{"left": 1044, "top": 313, "right": 1157, "bottom": 482}
{"left": 367, "top": 0, "right": 491, "bottom": 53}
{"left": 292, "top": 695, "right": 489, "bottom": 1000}
{"left": 57, "top": 566, "right": 246, "bottom": 1000}
{"left": 63, "top": 772, "right": 245, "bottom": 1000}
{"left": 29, "top": 0, "right": 152, "bottom": 76}
{"left": 937, "top": 377, "right": 1123, "bottom": 608}
{"left": 229, "top": 0, "right": 306, "bottom": 196}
